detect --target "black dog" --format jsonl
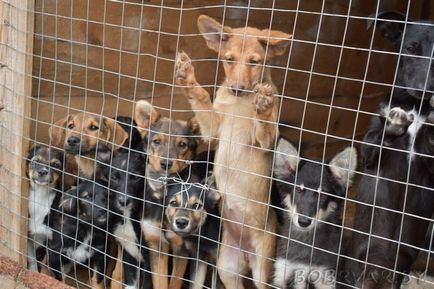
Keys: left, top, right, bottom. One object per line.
{"left": 164, "top": 173, "right": 221, "bottom": 289}
{"left": 26, "top": 145, "right": 64, "bottom": 272}
{"left": 47, "top": 180, "right": 115, "bottom": 289}
{"left": 345, "top": 11, "right": 434, "bottom": 289}
{"left": 104, "top": 150, "right": 152, "bottom": 289}
{"left": 272, "top": 138, "right": 357, "bottom": 289}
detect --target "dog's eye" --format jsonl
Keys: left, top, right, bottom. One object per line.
{"left": 178, "top": 141, "right": 187, "bottom": 148}
{"left": 406, "top": 42, "right": 419, "bottom": 54}
{"left": 89, "top": 124, "right": 99, "bottom": 131}
{"left": 51, "top": 162, "right": 61, "bottom": 169}
{"left": 153, "top": 139, "right": 161, "bottom": 145}
{"left": 226, "top": 57, "right": 234, "bottom": 64}
{"left": 169, "top": 200, "right": 178, "bottom": 207}
{"left": 250, "top": 59, "right": 259, "bottom": 65}
{"left": 192, "top": 202, "right": 202, "bottom": 210}
{"left": 295, "top": 187, "right": 302, "bottom": 193}
{"left": 130, "top": 174, "right": 141, "bottom": 181}
{"left": 111, "top": 173, "right": 119, "bottom": 182}
{"left": 67, "top": 123, "right": 74, "bottom": 129}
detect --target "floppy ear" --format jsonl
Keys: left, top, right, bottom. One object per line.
{"left": 258, "top": 30, "right": 292, "bottom": 58}
{"left": 59, "top": 186, "right": 78, "bottom": 214}
{"left": 103, "top": 118, "right": 129, "bottom": 150}
{"left": 187, "top": 117, "right": 200, "bottom": 135}
{"left": 134, "top": 100, "right": 160, "bottom": 138}
{"left": 197, "top": 14, "right": 233, "bottom": 53}
{"left": 49, "top": 116, "right": 69, "bottom": 147}
{"left": 274, "top": 137, "right": 298, "bottom": 179}
{"left": 368, "top": 11, "right": 407, "bottom": 43}
{"left": 205, "top": 174, "right": 220, "bottom": 208}
{"left": 329, "top": 147, "right": 358, "bottom": 187}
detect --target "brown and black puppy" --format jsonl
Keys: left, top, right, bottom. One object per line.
{"left": 164, "top": 174, "right": 221, "bottom": 289}
{"left": 134, "top": 99, "right": 200, "bottom": 289}
{"left": 26, "top": 145, "right": 64, "bottom": 272}
{"left": 49, "top": 112, "right": 128, "bottom": 182}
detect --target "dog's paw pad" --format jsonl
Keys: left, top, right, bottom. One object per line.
{"left": 175, "top": 52, "right": 193, "bottom": 82}
{"left": 254, "top": 83, "right": 275, "bottom": 114}
{"left": 388, "top": 107, "right": 413, "bottom": 125}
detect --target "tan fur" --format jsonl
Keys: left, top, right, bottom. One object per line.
{"left": 176, "top": 15, "right": 291, "bottom": 289}
{"left": 49, "top": 113, "right": 128, "bottom": 179}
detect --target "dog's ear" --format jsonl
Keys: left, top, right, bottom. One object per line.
{"left": 274, "top": 137, "right": 298, "bottom": 179}
{"left": 134, "top": 100, "right": 160, "bottom": 138}
{"left": 197, "top": 15, "right": 232, "bottom": 52}
{"left": 187, "top": 117, "right": 201, "bottom": 135}
{"left": 49, "top": 116, "right": 69, "bottom": 147}
{"left": 103, "top": 118, "right": 129, "bottom": 150}
{"left": 205, "top": 174, "right": 220, "bottom": 208}
{"left": 368, "top": 11, "right": 407, "bottom": 43}
{"left": 258, "top": 30, "right": 292, "bottom": 58}
{"left": 59, "top": 186, "right": 78, "bottom": 214}
{"left": 329, "top": 147, "right": 357, "bottom": 187}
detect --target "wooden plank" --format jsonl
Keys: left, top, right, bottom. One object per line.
{"left": 0, "top": 0, "right": 34, "bottom": 264}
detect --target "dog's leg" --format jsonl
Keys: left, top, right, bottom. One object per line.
{"left": 190, "top": 261, "right": 207, "bottom": 289}
{"left": 47, "top": 248, "right": 63, "bottom": 281}
{"left": 122, "top": 249, "right": 143, "bottom": 289}
{"left": 110, "top": 246, "right": 123, "bottom": 289}
{"left": 253, "top": 83, "right": 279, "bottom": 149}
{"left": 175, "top": 52, "right": 220, "bottom": 140}
{"left": 381, "top": 106, "right": 414, "bottom": 137}
{"left": 149, "top": 243, "right": 170, "bottom": 289}
{"left": 249, "top": 228, "right": 276, "bottom": 289}
{"left": 169, "top": 255, "right": 189, "bottom": 289}
{"left": 217, "top": 229, "right": 248, "bottom": 289}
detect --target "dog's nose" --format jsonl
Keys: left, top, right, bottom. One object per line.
{"left": 231, "top": 85, "right": 245, "bottom": 95}
{"left": 38, "top": 169, "right": 48, "bottom": 176}
{"left": 160, "top": 159, "right": 173, "bottom": 170}
{"left": 298, "top": 216, "right": 312, "bottom": 228}
{"left": 175, "top": 218, "right": 189, "bottom": 229}
{"left": 67, "top": 136, "right": 80, "bottom": 146}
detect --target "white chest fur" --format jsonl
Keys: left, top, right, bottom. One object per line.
{"left": 114, "top": 206, "right": 143, "bottom": 262}
{"left": 28, "top": 183, "right": 56, "bottom": 240}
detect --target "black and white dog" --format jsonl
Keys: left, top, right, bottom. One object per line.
{"left": 104, "top": 150, "right": 152, "bottom": 289}
{"left": 47, "top": 180, "right": 115, "bottom": 289}
{"left": 345, "top": 11, "right": 434, "bottom": 289}
{"left": 26, "top": 145, "right": 64, "bottom": 271}
{"left": 272, "top": 138, "right": 357, "bottom": 289}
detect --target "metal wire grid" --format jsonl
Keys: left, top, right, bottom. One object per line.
{"left": 1, "top": 0, "right": 434, "bottom": 288}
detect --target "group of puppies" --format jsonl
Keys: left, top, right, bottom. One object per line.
{"left": 26, "top": 11, "right": 434, "bottom": 289}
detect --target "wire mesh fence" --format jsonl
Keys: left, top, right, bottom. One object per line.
{"left": 1, "top": 0, "right": 434, "bottom": 289}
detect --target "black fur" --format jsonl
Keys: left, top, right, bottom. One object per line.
{"left": 103, "top": 150, "right": 153, "bottom": 289}
{"left": 47, "top": 180, "right": 115, "bottom": 286}
{"left": 272, "top": 138, "right": 357, "bottom": 289}
{"left": 345, "top": 11, "right": 434, "bottom": 289}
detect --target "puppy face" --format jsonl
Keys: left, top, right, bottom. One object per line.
{"left": 105, "top": 151, "right": 146, "bottom": 209}
{"left": 27, "top": 146, "right": 63, "bottom": 187}
{"left": 274, "top": 138, "right": 357, "bottom": 231}
{"left": 147, "top": 119, "right": 198, "bottom": 176}
{"left": 372, "top": 11, "right": 434, "bottom": 98}
{"left": 49, "top": 113, "right": 128, "bottom": 155}
{"left": 165, "top": 178, "right": 220, "bottom": 236}
{"left": 77, "top": 181, "right": 111, "bottom": 225}
{"left": 197, "top": 15, "right": 291, "bottom": 95}
{"left": 134, "top": 100, "right": 199, "bottom": 179}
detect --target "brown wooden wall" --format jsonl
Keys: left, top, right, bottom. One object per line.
{"left": 30, "top": 0, "right": 432, "bottom": 158}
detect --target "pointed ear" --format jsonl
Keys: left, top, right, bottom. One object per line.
{"left": 368, "top": 11, "right": 407, "bottom": 43}
{"left": 274, "top": 138, "right": 298, "bottom": 179}
{"left": 187, "top": 117, "right": 200, "bottom": 135}
{"left": 197, "top": 14, "right": 232, "bottom": 53}
{"left": 329, "top": 147, "right": 358, "bottom": 187}
{"left": 134, "top": 100, "right": 160, "bottom": 138}
{"left": 258, "top": 30, "right": 292, "bottom": 58}
{"left": 103, "top": 118, "right": 128, "bottom": 150}
{"left": 49, "top": 116, "right": 69, "bottom": 147}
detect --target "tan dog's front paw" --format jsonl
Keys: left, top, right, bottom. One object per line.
{"left": 175, "top": 52, "right": 195, "bottom": 86}
{"left": 254, "top": 83, "right": 275, "bottom": 116}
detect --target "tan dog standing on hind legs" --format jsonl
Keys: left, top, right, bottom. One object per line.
{"left": 175, "top": 15, "right": 291, "bottom": 289}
